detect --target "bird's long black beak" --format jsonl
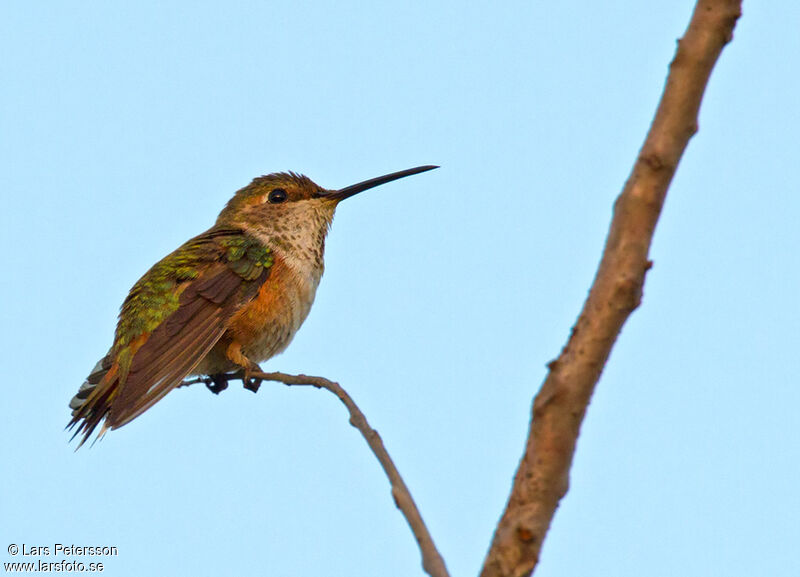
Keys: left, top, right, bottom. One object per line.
{"left": 319, "top": 165, "right": 439, "bottom": 201}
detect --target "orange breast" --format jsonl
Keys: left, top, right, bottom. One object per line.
{"left": 225, "top": 254, "right": 319, "bottom": 363}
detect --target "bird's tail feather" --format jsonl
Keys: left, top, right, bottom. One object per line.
{"left": 67, "top": 355, "right": 119, "bottom": 448}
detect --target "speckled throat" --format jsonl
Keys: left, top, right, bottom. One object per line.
{"left": 228, "top": 194, "right": 336, "bottom": 287}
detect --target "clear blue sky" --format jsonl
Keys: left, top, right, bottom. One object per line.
{"left": 2, "top": 2, "right": 798, "bottom": 576}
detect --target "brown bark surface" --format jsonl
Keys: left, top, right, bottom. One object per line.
{"left": 480, "top": 2, "right": 742, "bottom": 576}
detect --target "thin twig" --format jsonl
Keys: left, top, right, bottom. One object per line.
{"left": 181, "top": 371, "right": 450, "bottom": 577}
{"left": 479, "top": 2, "right": 742, "bottom": 576}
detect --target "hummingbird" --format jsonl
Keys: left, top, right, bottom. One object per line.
{"left": 68, "top": 165, "right": 438, "bottom": 447}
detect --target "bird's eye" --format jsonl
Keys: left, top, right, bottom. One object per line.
{"left": 268, "top": 188, "right": 288, "bottom": 204}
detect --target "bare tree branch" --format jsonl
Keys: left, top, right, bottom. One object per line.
{"left": 479, "top": 2, "right": 742, "bottom": 576}
{"left": 181, "top": 371, "right": 450, "bottom": 577}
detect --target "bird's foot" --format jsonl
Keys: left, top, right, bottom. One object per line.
{"left": 242, "top": 369, "right": 263, "bottom": 393}
{"left": 205, "top": 373, "right": 231, "bottom": 395}
{"left": 241, "top": 362, "right": 264, "bottom": 393}
{"left": 183, "top": 367, "right": 262, "bottom": 394}
{"left": 243, "top": 377, "right": 262, "bottom": 393}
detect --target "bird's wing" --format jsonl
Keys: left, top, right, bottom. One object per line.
{"left": 68, "top": 228, "right": 272, "bottom": 444}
